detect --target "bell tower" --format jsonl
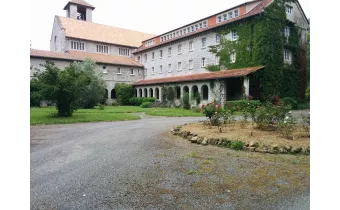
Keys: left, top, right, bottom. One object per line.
{"left": 63, "top": 0, "right": 95, "bottom": 22}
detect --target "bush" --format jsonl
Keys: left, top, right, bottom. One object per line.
{"left": 224, "top": 100, "right": 262, "bottom": 111}
{"left": 283, "top": 97, "right": 298, "bottom": 110}
{"left": 140, "top": 102, "right": 152, "bottom": 108}
{"left": 115, "top": 83, "right": 133, "bottom": 105}
{"left": 231, "top": 140, "right": 244, "bottom": 150}
{"left": 111, "top": 102, "right": 120, "bottom": 106}
{"left": 98, "top": 104, "right": 105, "bottom": 110}
{"left": 128, "top": 97, "right": 156, "bottom": 106}
{"left": 202, "top": 102, "right": 223, "bottom": 126}
{"left": 182, "top": 92, "right": 191, "bottom": 109}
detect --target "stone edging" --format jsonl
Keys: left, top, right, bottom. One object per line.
{"left": 170, "top": 124, "right": 310, "bottom": 155}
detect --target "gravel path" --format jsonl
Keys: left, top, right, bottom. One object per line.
{"left": 31, "top": 116, "right": 309, "bottom": 210}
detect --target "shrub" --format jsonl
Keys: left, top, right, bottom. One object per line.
{"left": 183, "top": 92, "right": 191, "bottom": 109}
{"left": 191, "top": 92, "right": 201, "bottom": 106}
{"left": 140, "top": 102, "right": 152, "bottom": 108}
{"left": 278, "top": 112, "right": 297, "bottom": 139}
{"left": 128, "top": 97, "right": 156, "bottom": 106}
{"left": 98, "top": 104, "right": 105, "bottom": 110}
{"left": 283, "top": 97, "right": 298, "bottom": 110}
{"left": 253, "top": 101, "right": 291, "bottom": 128}
{"left": 231, "top": 140, "right": 244, "bottom": 150}
{"left": 115, "top": 83, "right": 133, "bottom": 105}
{"left": 224, "top": 100, "right": 261, "bottom": 112}
{"left": 111, "top": 102, "right": 120, "bottom": 106}
{"left": 202, "top": 102, "right": 223, "bottom": 126}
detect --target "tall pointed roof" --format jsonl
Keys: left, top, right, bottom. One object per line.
{"left": 63, "top": 0, "right": 95, "bottom": 10}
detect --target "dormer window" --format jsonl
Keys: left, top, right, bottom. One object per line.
{"left": 286, "top": 5, "right": 293, "bottom": 15}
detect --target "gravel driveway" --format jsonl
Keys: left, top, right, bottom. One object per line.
{"left": 31, "top": 116, "right": 309, "bottom": 210}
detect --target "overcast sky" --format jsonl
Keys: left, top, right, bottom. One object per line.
{"left": 30, "top": 0, "right": 310, "bottom": 50}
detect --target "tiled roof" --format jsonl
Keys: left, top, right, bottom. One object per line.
{"left": 135, "top": 0, "right": 273, "bottom": 53}
{"left": 57, "top": 16, "right": 156, "bottom": 48}
{"left": 64, "top": 0, "right": 95, "bottom": 10}
{"left": 30, "top": 49, "right": 144, "bottom": 67}
{"left": 132, "top": 66, "right": 264, "bottom": 86}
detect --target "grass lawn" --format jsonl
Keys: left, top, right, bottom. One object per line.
{"left": 30, "top": 106, "right": 204, "bottom": 125}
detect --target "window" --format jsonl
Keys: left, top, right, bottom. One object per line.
{"left": 145, "top": 68, "right": 148, "bottom": 75}
{"left": 189, "top": 60, "right": 193, "bottom": 70}
{"left": 70, "top": 40, "right": 85, "bottom": 51}
{"left": 102, "top": 65, "right": 107, "bottom": 73}
{"left": 284, "top": 26, "right": 291, "bottom": 37}
{"left": 286, "top": 5, "right": 293, "bottom": 15}
{"left": 117, "top": 67, "right": 121, "bottom": 74}
{"left": 168, "top": 64, "right": 172, "bottom": 72}
{"left": 216, "top": 34, "right": 221, "bottom": 43}
{"left": 234, "top": 9, "right": 239, "bottom": 17}
{"left": 178, "top": 44, "right": 182, "bottom": 54}
{"left": 195, "top": 24, "right": 198, "bottom": 30}
{"left": 189, "top": 41, "right": 193, "bottom": 51}
{"left": 178, "top": 62, "right": 182, "bottom": 71}
{"left": 168, "top": 47, "right": 172, "bottom": 56}
{"left": 230, "top": 52, "right": 236, "bottom": 63}
{"left": 217, "top": 15, "right": 222, "bottom": 23}
{"left": 232, "top": 30, "right": 238, "bottom": 41}
{"left": 215, "top": 56, "right": 220, "bottom": 65}
{"left": 228, "top": 12, "right": 233, "bottom": 19}
{"left": 138, "top": 56, "right": 141, "bottom": 62}
{"left": 188, "top": 27, "right": 191, "bottom": 33}
{"left": 119, "top": 48, "right": 130, "bottom": 56}
{"left": 184, "top": 28, "right": 187, "bottom": 34}
{"left": 152, "top": 52, "right": 155, "bottom": 60}
{"left": 144, "top": 54, "right": 147, "bottom": 63}
{"left": 202, "top": 38, "right": 206, "bottom": 48}
{"left": 160, "top": 50, "right": 163, "bottom": 58}
{"left": 160, "top": 65, "right": 163, "bottom": 73}
{"left": 130, "top": 69, "right": 134, "bottom": 75}
{"left": 199, "top": 22, "right": 203, "bottom": 28}
{"left": 152, "top": 67, "right": 155, "bottom": 74}
{"left": 203, "top": 21, "right": 207, "bottom": 27}
{"left": 284, "top": 49, "right": 291, "bottom": 63}
{"left": 201, "top": 57, "right": 206, "bottom": 67}
{"left": 96, "top": 45, "right": 109, "bottom": 54}
{"left": 223, "top": 14, "right": 227, "bottom": 21}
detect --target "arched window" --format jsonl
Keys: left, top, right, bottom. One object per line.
{"left": 201, "top": 85, "right": 209, "bottom": 100}
{"left": 149, "top": 88, "right": 154, "bottom": 98}
{"left": 155, "top": 88, "right": 159, "bottom": 99}
{"left": 191, "top": 85, "right": 198, "bottom": 96}
{"left": 111, "top": 89, "right": 116, "bottom": 99}
{"left": 144, "top": 88, "right": 148, "bottom": 97}
{"left": 176, "top": 86, "right": 181, "bottom": 99}
{"left": 139, "top": 89, "right": 142, "bottom": 97}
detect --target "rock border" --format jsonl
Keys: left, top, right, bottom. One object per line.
{"left": 170, "top": 124, "right": 310, "bottom": 155}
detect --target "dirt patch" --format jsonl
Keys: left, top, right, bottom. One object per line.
{"left": 181, "top": 122, "right": 310, "bottom": 149}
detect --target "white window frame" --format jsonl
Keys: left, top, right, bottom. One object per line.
{"left": 178, "top": 62, "right": 182, "bottom": 71}
{"left": 160, "top": 50, "right": 163, "bottom": 58}
{"left": 168, "top": 47, "right": 172, "bottom": 57}
{"left": 234, "top": 9, "right": 239, "bottom": 17}
{"left": 117, "top": 67, "right": 122, "bottom": 75}
{"left": 201, "top": 57, "right": 206, "bottom": 67}
{"left": 217, "top": 15, "right": 222, "bottom": 23}
{"left": 286, "top": 5, "right": 293, "bottom": 15}
{"left": 119, "top": 48, "right": 130, "bottom": 56}
{"left": 178, "top": 44, "right": 182, "bottom": 54}
{"left": 145, "top": 68, "right": 147, "bottom": 75}
{"left": 202, "top": 37, "right": 207, "bottom": 48}
{"left": 230, "top": 52, "right": 236, "bottom": 63}
{"left": 284, "top": 49, "right": 291, "bottom": 63}
{"left": 160, "top": 65, "right": 163, "bottom": 74}
{"left": 130, "top": 68, "right": 134, "bottom": 75}
{"left": 152, "top": 52, "right": 155, "bottom": 60}
{"left": 152, "top": 67, "right": 155, "bottom": 74}
{"left": 189, "top": 41, "right": 194, "bottom": 51}
{"left": 70, "top": 40, "right": 85, "bottom": 51}
{"left": 228, "top": 12, "right": 233, "bottom": 19}
{"left": 232, "top": 30, "right": 238, "bottom": 41}
{"left": 284, "top": 26, "right": 291, "bottom": 37}
{"left": 96, "top": 44, "right": 109, "bottom": 54}
{"left": 189, "top": 60, "right": 193, "bottom": 70}
{"left": 168, "top": 64, "right": 172, "bottom": 73}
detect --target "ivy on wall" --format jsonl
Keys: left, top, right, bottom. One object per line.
{"left": 206, "top": 0, "right": 305, "bottom": 101}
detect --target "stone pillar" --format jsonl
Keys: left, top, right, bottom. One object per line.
{"left": 69, "top": 4, "right": 78, "bottom": 20}
{"left": 159, "top": 88, "right": 163, "bottom": 102}
{"left": 86, "top": 8, "right": 92, "bottom": 22}
{"left": 243, "top": 77, "right": 250, "bottom": 98}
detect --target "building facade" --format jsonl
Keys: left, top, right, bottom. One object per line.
{"left": 30, "top": 0, "right": 309, "bottom": 105}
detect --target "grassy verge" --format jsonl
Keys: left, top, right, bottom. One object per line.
{"left": 30, "top": 107, "right": 140, "bottom": 125}
{"left": 145, "top": 108, "right": 203, "bottom": 117}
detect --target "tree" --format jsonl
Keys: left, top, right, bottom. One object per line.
{"left": 72, "top": 59, "right": 106, "bottom": 108}
{"left": 115, "top": 83, "right": 133, "bottom": 105}
{"left": 34, "top": 62, "right": 81, "bottom": 116}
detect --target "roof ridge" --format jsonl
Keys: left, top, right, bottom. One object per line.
{"left": 56, "top": 16, "right": 156, "bottom": 36}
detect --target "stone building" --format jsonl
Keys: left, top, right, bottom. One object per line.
{"left": 30, "top": 0, "right": 309, "bottom": 105}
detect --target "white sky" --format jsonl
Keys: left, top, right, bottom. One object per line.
{"left": 30, "top": 0, "right": 310, "bottom": 50}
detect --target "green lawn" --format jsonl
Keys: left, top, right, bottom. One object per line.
{"left": 30, "top": 106, "right": 204, "bottom": 125}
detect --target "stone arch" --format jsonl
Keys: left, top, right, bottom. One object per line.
{"left": 155, "top": 88, "right": 160, "bottom": 99}
{"left": 191, "top": 85, "right": 199, "bottom": 96}
{"left": 201, "top": 85, "right": 209, "bottom": 100}
{"left": 175, "top": 86, "right": 181, "bottom": 99}
{"left": 111, "top": 89, "right": 116, "bottom": 99}
{"left": 139, "top": 89, "right": 142, "bottom": 97}
{"left": 144, "top": 88, "right": 148, "bottom": 97}
{"left": 149, "top": 88, "right": 154, "bottom": 98}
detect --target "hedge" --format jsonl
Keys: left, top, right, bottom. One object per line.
{"left": 115, "top": 83, "right": 133, "bottom": 105}
{"left": 140, "top": 102, "right": 152, "bottom": 108}
{"left": 128, "top": 97, "right": 156, "bottom": 106}
{"left": 224, "top": 100, "right": 262, "bottom": 110}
